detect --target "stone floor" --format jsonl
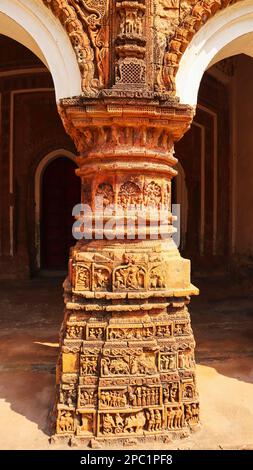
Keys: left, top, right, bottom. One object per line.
{"left": 0, "top": 273, "right": 252, "bottom": 450}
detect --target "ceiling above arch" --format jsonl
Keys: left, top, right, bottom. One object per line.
{"left": 0, "top": 0, "right": 82, "bottom": 100}
{"left": 0, "top": 12, "right": 47, "bottom": 66}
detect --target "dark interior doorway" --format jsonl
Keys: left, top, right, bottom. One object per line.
{"left": 41, "top": 157, "right": 81, "bottom": 271}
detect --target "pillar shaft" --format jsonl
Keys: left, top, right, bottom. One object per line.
{"left": 53, "top": 97, "right": 199, "bottom": 445}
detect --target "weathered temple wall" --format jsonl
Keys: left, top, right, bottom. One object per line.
{"left": 233, "top": 54, "right": 253, "bottom": 257}
{"left": 0, "top": 36, "right": 74, "bottom": 279}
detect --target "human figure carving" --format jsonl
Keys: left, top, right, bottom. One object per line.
{"left": 103, "top": 413, "right": 115, "bottom": 434}
{"left": 167, "top": 408, "right": 176, "bottom": 429}
{"left": 185, "top": 404, "right": 193, "bottom": 424}
{"left": 163, "top": 387, "right": 169, "bottom": 404}
{"left": 128, "top": 386, "right": 137, "bottom": 406}
{"left": 146, "top": 388, "right": 151, "bottom": 405}
{"left": 115, "top": 414, "right": 124, "bottom": 433}
{"left": 155, "top": 410, "right": 162, "bottom": 431}
{"left": 147, "top": 409, "right": 155, "bottom": 432}
{"left": 175, "top": 407, "right": 183, "bottom": 429}
{"left": 170, "top": 384, "right": 178, "bottom": 403}
{"left": 58, "top": 411, "right": 74, "bottom": 433}
{"left": 101, "top": 358, "right": 110, "bottom": 375}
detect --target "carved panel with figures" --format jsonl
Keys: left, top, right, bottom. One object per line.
{"left": 101, "top": 351, "right": 157, "bottom": 376}
{"left": 165, "top": 405, "right": 184, "bottom": 430}
{"left": 99, "top": 410, "right": 147, "bottom": 435}
{"left": 74, "top": 264, "right": 91, "bottom": 291}
{"left": 107, "top": 324, "right": 155, "bottom": 341}
{"left": 86, "top": 324, "right": 106, "bottom": 341}
{"left": 80, "top": 354, "right": 99, "bottom": 376}
{"left": 59, "top": 384, "right": 77, "bottom": 408}
{"left": 113, "top": 264, "right": 147, "bottom": 291}
{"left": 56, "top": 410, "right": 75, "bottom": 434}
{"left": 78, "top": 387, "right": 98, "bottom": 409}
{"left": 159, "top": 353, "right": 177, "bottom": 372}
{"left": 66, "top": 324, "right": 84, "bottom": 340}
{"left": 163, "top": 382, "right": 180, "bottom": 404}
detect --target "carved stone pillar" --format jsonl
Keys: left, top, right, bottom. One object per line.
{"left": 52, "top": 96, "right": 199, "bottom": 446}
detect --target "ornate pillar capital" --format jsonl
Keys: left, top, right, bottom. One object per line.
{"left": 59, "top": 97, "right": 194, "bottom": 149}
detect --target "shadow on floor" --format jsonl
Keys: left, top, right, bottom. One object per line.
{"left": 0, "top": 275, "right": 252, "bottom": 442}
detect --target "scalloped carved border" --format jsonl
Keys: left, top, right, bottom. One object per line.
{"left": 42, "top": 0, "right": 109, "bottom": 96}
{"left": 161, "top": 0, "right": 241, "bottom": 94}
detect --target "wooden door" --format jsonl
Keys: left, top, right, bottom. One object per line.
{"left": 41, "top": 157, "right": 81, "bottom": 270}
{"left": 175, "top": 72, "right": 230, "bottom": 263}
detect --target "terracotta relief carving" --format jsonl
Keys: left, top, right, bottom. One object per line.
{"left": 101, "top": 410, "right": 146, "bottom": 434}
{"left": 159, "top": 353, "right": 177, "bottom": 371}
{"left": 185, "top": 402, "right": 199, "bottom": 425}
{"left": 107, "top": 325, "right": 154, "bottom": 341}
{"left": 144, "top": 181, "right": 162, "bottom": 206}
{"left": 174, "top": 321, "right": 191, "bottom": 336}
{"left": 78, "top": 412, "right": 96, "bottom": 435}
{"left": 178, "top": 350, "right": 195, "bottom": 369}
{"left": 118, "top": 181, "right": 142, "bottom": 208}
{"left": 42, "top": 0, "right": 109, "bottom": 95}
{"left": 113, "top": 0, "right": 148, "bottom": 90}
{"left": 57, "top": 410, "right": 75, "bottom": 434}
{"left": 75, "top": 264, "right": 91, "bottom": 291}
{"left": 163, "top": 382, "right": 180, "bottom": 404}
{"left": 66, "top": 324, "right": 84, "bottom": 339}
{"left": 147, "top": 409, "right": 163, "bottom": 431}
{"left": 149, "top": 266, "right": 165, "bottom": 289}
{"left": 78, "top": 387, "right": 98, "bottom": 407}
{"left": 74, "top": 263, "right": 111, "bottom": 292}
{"left": 161, "top": 0, "right": 239, "bottom": 94}
{"left": 182, "top": 383, "right": 195, "bottom": 400}
{"left": 113, "top": 264, "right": 147, "bottom": 291}
{"left": 166, "top": 405, "right": 184, "bottom": 429}
{"left": 80, "top": 354, "right": 99, "bottom": 375}
{"left": 99, "top": 388, "right": 128, "bottom": 408}
{"left": 93, "top": 265, "right": 111, "bottom": 290}
{"left": 60, "top": 384, "right": 77, "bottom": 407}
{"left": 87, "top": 325, "right": 106, "bottom": 340}
{"left": 95, "top": 183, "right": 114, "bottom": 207}
{"left": 43, "top": 1, "right": 241, "bottom": 98}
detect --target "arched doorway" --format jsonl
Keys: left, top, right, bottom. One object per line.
{"left": 175, "top": 0, "right": 253, "bottom": 266}
{"left": 40, "top": 157, "right": 80, "bottom": 271}
{"left": 173, "top": 4, "right": 253, "bottom": 440}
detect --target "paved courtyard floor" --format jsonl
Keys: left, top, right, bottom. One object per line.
{"left": 0, "top": 273, "right": 252, "bottom": 450}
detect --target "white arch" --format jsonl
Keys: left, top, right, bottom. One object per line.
{"left": 35, "top": 149, "right": 77, "bottom": 268}
{"left": 0, "top": 0, "right": 82, "bottom": 100}
{"left": 176, "top": 0, "right": 253, "bottom": 106}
